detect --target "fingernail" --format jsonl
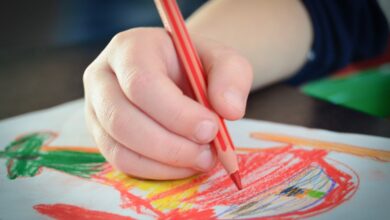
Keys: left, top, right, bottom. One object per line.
{"left": 195, "top": 147, "right": 214, "bottom": 171}
{"left": 195, "top": 120, "right": 217, "bottom": 142}
{"left": 223, "top": 88, "right": 245, "bottom": 114}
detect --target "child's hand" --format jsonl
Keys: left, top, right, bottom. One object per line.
{"left": 83, "top": 28, "right": 252, "bottom": 180}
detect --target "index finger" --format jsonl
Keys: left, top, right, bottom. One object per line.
{"left": 106, "top": 28, "right": 219, "bottom": 144}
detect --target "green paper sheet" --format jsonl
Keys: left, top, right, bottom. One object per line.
{"left": 302, "top": 64, "right": 390, "bottom": 117}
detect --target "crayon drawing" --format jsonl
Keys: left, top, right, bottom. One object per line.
{"left": 2, "top": 128, "right": 388, "bottom": 219}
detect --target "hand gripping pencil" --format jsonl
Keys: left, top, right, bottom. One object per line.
{"left": 154, "top": 0, "right": 242, "bottom": 190}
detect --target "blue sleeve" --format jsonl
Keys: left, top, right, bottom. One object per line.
{"left": 288, "top": 0, "right": 389, "bottom": 85}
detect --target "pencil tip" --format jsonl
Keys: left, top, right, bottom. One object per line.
{"left": 230, "top": 171, "right": 243, "bottom": 190}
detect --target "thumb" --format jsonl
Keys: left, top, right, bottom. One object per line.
{"left": 196, "top": 39, "right": 253, "bottom": 120}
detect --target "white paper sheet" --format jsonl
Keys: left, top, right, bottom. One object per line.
{"left": 0, "top": 99, "right": 389, "bottom": 219}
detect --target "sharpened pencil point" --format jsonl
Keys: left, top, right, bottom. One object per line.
{"left": 230, "top": 171, "right": 243, "bottom": 190}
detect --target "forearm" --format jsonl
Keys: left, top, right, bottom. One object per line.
{"left": 187, "top": 0, "right": 313, "bottom": 90}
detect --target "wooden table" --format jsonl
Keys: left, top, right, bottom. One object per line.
{"left": 1, "top": 45, "right": 390, "bottom": 138}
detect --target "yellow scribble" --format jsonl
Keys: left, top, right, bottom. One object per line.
{"left": 103, "top": 170, "right": 202, "bottom": 211}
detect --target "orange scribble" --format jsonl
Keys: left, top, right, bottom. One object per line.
{"left": 251, "top": 132, "right": 390, "bottom": 162}
{"left": 41, "top": 146, "right": 100, "bottom": 153}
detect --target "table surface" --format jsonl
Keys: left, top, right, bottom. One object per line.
{"left": 1, "top": 45, "right": 390, "bottom": 138}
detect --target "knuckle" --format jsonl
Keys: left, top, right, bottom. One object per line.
{"left": 111, "top": 28, "right": 151, "bottom": 48}
{"left": 83, "top": 64, "right": 95, "bottom": 85}
{"left": 232, "top": 55, "right": 253, "bottom": 80}
{"left": 110, "top": 30, "right": 138, "bottom": 52}
{"left": 111, "top": 30, "right": 131, "bottom": 47}
{"left": 109, "top": 143, "right": 125, "bottom": 171}
{"left": 111, "top": 28, "right": 170, "bottom": 58}
{"left": 215, "top": 51, "right": 253, "bottom": 84}
{"left": 109, "top": 143, "right": 132, "bottom": 175}
{"left": 104, "top": 104, "right": 123, "bottom": 136}
{"left": 169, "top": 105, "right": 185, "bottom": 127}
{"left": 232, "top": 55, "right": 252, "bottom": 71}
{"left": 224, "top": 53, "right": 249, "bottom": 70}
{"left": 111, "top": 145, "right": 142, "bottom": 177}
{"left": 165, "top": 142, "right": 185, "bottom": 165}
{"left": 94, "top": 128, "right": 126, "bottom": 173}
{"left": 125, "top": 67, "right": 153, "bottom": 100}
{"left": 212, "top": 47, "right": 252, "bottom": 72}
{"left": 210, "top": 46, "right": 234, "bottom": 61}
{"left": 127, "top": 27, "right": 152, "bottom": 36}
{"left": 94, "top": 126, "right": 114, "bottom": 158}
{"left": 106, "top": 139, "right": 119, "bottom": 161}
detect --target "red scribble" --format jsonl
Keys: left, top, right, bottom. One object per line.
{"left": 187, "top": 146, "right": 328, "bottom": 206}
{"left": 90, "top": 145, "right": 358, "bottom": 219}
{"left": 33, "top": 203, "right": 134, "bottom": 220}
{"left": 4, "top": 132, "right": 364, "bottom": 219}
{"left": 162, "top": 208, "right": 216, "bottom": 220}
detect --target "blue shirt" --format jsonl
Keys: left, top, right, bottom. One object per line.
{"left": 288, "top": 0, "right": 389, "bottom": 84}
{"left": 55, "top": 0, "right": 388, "bottom": 85}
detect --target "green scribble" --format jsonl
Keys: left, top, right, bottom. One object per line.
{"left": 0, "top": 132, "right": 106, "bottom": 179}
{"left": 307, "top": 190, "right": 325, "bottom": 198}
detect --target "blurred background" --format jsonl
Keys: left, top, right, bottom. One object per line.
{"left": 0, "top": 0, "right": 206, "bottom": 119}
{"left": 0, "top": 1, "right": 389, "bottom": 136}
{"left": 0, "top": 0, "right": 208, "bottom": 52}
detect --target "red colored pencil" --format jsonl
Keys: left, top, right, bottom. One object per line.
{"left": 154, "top": 0, "right": 242, "bottom": 190}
